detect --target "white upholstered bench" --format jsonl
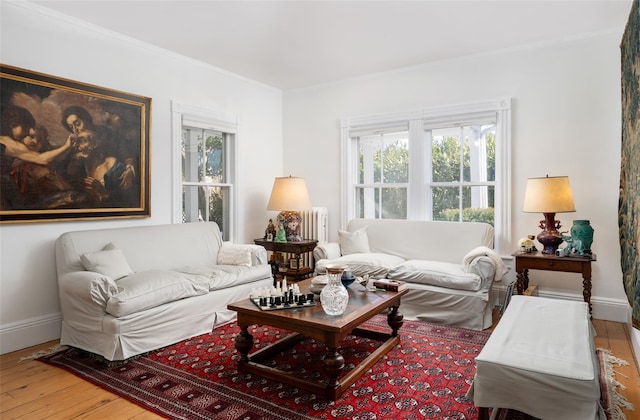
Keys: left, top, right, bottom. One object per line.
{"left": 467, "top": 295, "right": 605, "bottom": 419}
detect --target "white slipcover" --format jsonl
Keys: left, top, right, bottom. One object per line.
{"left": 468, "top": 295, "right": 604, "bottom": 419}
{"left": 55, "top": 222, "right": 272, "bottom": 361}
{"left": 314, "top": 219, "right": 503, "bottom": 330}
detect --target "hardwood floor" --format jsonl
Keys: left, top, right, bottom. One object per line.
{"left": 1, "top": 319, "right": 638, "bottom": 419}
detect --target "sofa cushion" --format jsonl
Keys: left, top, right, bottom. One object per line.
{"left": 316, "top": 253, "right": 405, "bottom": 278}
{"left": 179, "top": 264, "right": 272, "bottom": 290}
{"left": 80, "top": 248, "right": 133, "bottom": 280}
{"left": 106, "top": 270, "right": 210, "bottom": 317}
{"left": 388, "top": 260, "right": 482, "bottom": 291}
{"left": 339, "top": 226, "right": 370, "bottom": 255}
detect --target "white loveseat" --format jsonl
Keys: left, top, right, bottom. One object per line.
{"left": 314, "top": 219, "right": 507, "bottom": 330}
{"left": 55, "top": 222, "right": 272, "bottom": 361}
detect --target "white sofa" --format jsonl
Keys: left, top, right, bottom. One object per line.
{"left": 314, "top": 219, "right": 507, "bottom": 330}
{"left": 55, "top": 222, "right": 272, "bottom": 361}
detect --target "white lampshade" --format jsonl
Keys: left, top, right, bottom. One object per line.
{"left": 523, "top": 176, "right": 576, "bottom": 213}
{"left": 267, "top": 176, "right": 311, "bottom": 211}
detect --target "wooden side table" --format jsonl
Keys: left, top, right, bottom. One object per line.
{"left": 512, "top": 251, "right": 597, "bottom": 316}
{"left": 254, "top": 239, "right": 318, "bottom": 283}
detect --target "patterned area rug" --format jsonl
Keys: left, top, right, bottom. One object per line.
{"left": 39, "top": 316, "right": 620, "bottom": 419}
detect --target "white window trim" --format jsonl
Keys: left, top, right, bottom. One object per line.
{"left": 171, "top": 101, "right": 240, "bottom": 242}
{"left": 340, "top": 98, "right": 511, "bottom": 254}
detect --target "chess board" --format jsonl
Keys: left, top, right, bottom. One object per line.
{"left": 250, "top": 295, "right": 317, "bottom": 311}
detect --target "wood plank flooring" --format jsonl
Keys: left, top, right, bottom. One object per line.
{"left": 1, "top": 319, "right": 638, "bottom": 419}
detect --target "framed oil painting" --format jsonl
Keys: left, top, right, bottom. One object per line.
{"left": 0, "top": 64, "right": 151, "bottom": 223}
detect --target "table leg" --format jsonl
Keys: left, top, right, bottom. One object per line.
{"left": 478, "top": 407, "right": 490, "bottom": 420}
{"left": 322, "top": 347, "right": 345, "bottom": 390}
{"left": 387, "top": 305, "right": 404, "bottom": 336}
{"left": 234, "top": 325, "right": 253, "bottom": 365}
{"left": 516, "top": 268, "right": 529, "bottom": 295}
{"left": 581, "top": 261, "right": 594, "bottom": 318}
{"left": 583, "top": 276, "right": 593, "bottom": 318}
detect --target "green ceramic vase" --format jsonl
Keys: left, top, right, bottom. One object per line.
{"left": 570, "top": 220, "right": 594, "bottom": 253}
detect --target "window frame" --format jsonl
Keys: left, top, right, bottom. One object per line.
{"left": 340, "top": 98, "right": 511, "bottom": 254}
{"left": 171, "top": 101, "right": 239, "bottom": 241}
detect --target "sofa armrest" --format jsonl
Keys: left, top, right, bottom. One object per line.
{"left": 248, "top": 244, "right": 268, "bottom": 266}
{"left": 58, "top": 271, "right": 117, "bottom": 316}
{"left": 468, "top": 256, "right": 497, "bottom": 290}
{"left": 313, "top": 242, "right": 341, "bottom": 261}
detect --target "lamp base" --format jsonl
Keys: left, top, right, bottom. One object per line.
{"left": 537, "top": 212, "right": 564, "bottom": 255}
{"left": 277, "top": 210, "right": 303, "bottom": 242}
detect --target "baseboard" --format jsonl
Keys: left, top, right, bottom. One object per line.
{"left": 631, "top": 326, "right": 640, "bottom": 371}
{"left": 0, "top": 312, "right": 61, "bottom": 355}
{"left": 491, "top": 283, "right": 631, "bottom": 323}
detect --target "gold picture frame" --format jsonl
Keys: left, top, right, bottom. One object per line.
{"left": 1, "top": 65, "right": 151, "bottom": 223}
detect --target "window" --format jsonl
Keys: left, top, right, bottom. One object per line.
{"left": 429, "top": 124, "right": 495, "bottom": 224}
{"left": 172, "top": 102, "right": 238, "bottom": 241}
{"left": 341, "top": 99, "right": 511, "bottom": 253}
{"left": 356, "top": 131, "right": 409, "bottom": 219}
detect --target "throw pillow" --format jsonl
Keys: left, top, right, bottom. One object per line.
{"left": 217, "top": 245, "right": 252, "bottom": 267}
{"left": 80, "top": 248, "right": 133, "bottom": 280}
{"left": 339, "top": 226, "right": 371, "bottom": 255}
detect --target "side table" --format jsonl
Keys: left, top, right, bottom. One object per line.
{"left": 254, "top": 239, "right": 318, "bottom": 283}
{"left": 512, "top": 251, "right": 597, "bottom": 316}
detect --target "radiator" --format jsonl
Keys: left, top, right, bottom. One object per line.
{"left": 301, "top": 206, "right": 329, "bottom": 243}
{"left": 298, "top": 207, "right": 328, "bottom": 267}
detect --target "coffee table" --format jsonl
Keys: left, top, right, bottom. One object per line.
{"left": 227, "top": 278, "right": 407, "bottom": 400}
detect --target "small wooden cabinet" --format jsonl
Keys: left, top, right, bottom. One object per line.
{"left": 512, "top": 251, "right": 597, "bottom": 316}
{"left": 254, "top": 239, "right": 318, "bottom": 283}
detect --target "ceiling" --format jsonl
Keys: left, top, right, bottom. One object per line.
{"left": 31, "top": 0, "right": 633, "bottom": 90}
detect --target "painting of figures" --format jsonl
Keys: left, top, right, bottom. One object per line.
{"left": 0, "top": 65, "right": 151, "bottom": 223}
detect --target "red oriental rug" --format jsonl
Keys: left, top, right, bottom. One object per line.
{"left": 38, "top": 315, "right": 618, "bottom": 419}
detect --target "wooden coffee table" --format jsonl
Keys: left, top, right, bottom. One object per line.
{"left": 227, "top": 279, "right": 407, "bottom": 400}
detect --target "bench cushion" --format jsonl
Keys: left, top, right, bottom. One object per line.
{"left": 469, "top": 295, "right": 603, "bottom": 419}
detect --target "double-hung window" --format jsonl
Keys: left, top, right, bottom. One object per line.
{"left": 172, "top": 102, "right": 238, "bottom": 241}
{"left": 341, "top": 98, "right": 511, "bottom": 253}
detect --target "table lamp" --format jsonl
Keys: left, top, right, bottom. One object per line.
{"left": 522, "top": 175, "right": 576, "bottom": 255}
{"left": 267, "top": 176, "right": 311, "bottom": 242}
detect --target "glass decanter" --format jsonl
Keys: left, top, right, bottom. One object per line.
{"left": 320, "top": 265, "right": 349, "bottom": 316}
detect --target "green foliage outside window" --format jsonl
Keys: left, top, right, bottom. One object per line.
{"left": 364, "top": 132, "right": 495, "bottom": 224}
{"left": 182, "top": 130, "right": 225, "bottom": 230}
{"left": 357, "top": 140, "right": 409, "bottom": 219}
{"left": 203, "top": 134, "right": 224, "bottom": 228}
{"left": 373, "top": 141, "right": 408, "bottom": 218}
{"left": 432, "top": 132, "right": 495, "bottom": 224}
{"left": 439, "top": 208, "right": 495, "bottom": 225}
{"left": 372, "top": 141, "right": 409, "bottom": 183}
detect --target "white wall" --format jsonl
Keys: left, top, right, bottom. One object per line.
{"left": 0, "top": 2, "right": 284, "bottom": 353}
{"left": 284, "top": 30, "right": 630, "bottom": 322}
